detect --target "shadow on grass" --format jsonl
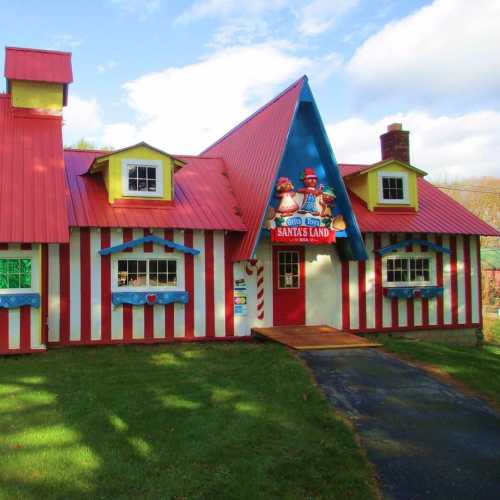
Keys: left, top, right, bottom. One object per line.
{"left": 0, "top": 343, "right": 376, "bottom": 499}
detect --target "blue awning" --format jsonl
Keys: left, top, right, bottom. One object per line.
{"left": 99, "top": 234, "right": 200, "bottom": 256}
{"left": 376, "top": 239, "right": 451, "bottom": 256}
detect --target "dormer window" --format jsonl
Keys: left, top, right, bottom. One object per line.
{"left": 122, "top": 159, "right": 163, "bottom": 198}
{"left": 378, "top": 172, "right": 409, "bottom": 204}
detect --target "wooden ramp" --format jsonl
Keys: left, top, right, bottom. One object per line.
{"left": 252, "top": 325, "right": 381, "bottom": 350}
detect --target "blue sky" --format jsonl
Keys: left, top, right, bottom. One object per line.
{"left": 1, "top": 0, "right": 499, "bottom": 179}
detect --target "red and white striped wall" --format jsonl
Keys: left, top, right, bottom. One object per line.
{"left": 45, "top": 228, "right": 239, "bottom": 347}
{"left": 242, "top": 233, "right": 482, "bottom": 334}
{"left": 0, "top": 243, "right": 46, "bottom": 355}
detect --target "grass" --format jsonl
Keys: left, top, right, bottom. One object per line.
{"left": 483, "top": 317, "right": 500, "bottom": 344}
{"left": 0, "top": 343, "right": 377, "bottom": 500}
{"left": 382, "top": 338, "right": 500, "bottom": 406}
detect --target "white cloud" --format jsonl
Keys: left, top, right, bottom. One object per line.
{"left": 97, "top": 60, "right": 118, "bottom": 74}
{"left": 174, "top": 0, "right": 287, "bottom": 25}
{"left": 296, "top": 0, "right": 359, "bottom": 36}
{"left": 63, "top": 95, "right": 103, "bottom": 146}
{"left": 327, "top": 110, "right": 500, "bottom": 180}
{"left": 49, "top": 34, "right": 82, "bottom": 50}
{"left": 100, "top": 43, "right": 311, "bottom": 153}
{"left": 111, "top": 0, "right": 161, "bottom": 19}
{"left": 347, "top": 0, "right": 500, "bottom": 103}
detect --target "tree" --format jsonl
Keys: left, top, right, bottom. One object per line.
{"left": 65, "top": 138, "right": 114, "bottom": 151}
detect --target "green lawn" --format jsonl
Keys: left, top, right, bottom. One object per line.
{"left": 382, "top": 339, "right": 500, "bottom": 406}
{"left": 0, "top": 343, "right": 377, "bottom": 500}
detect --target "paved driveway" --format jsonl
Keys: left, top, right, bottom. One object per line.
{"left": 301, "top": 349, "right": 500, "bottom": 500}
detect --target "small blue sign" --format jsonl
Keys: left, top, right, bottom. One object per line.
{"left": 286, "top": 216, "right": 302, "bottom": 227}
{"left": 304, "top": 217, "right": 320, "bottom": 227}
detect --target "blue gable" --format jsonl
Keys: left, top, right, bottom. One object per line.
{"left": 260, "top": 80, "right": 367, "bottom": 260}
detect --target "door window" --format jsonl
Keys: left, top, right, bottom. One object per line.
{"left": 278, "top": 251, "right": 300, "bottom": 289}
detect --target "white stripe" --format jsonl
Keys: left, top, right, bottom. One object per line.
{"left": 174, "top": 230, "right": 185, "bottom": 338}
{"left": 153, "top": 305, "right": 165, "bottom": 339}
{"left": 8, "top": 309, "right": 20, "bottom": 350}
{"left": 131, "top": 229, "right": 145, "bottom": 339}
{"left": 90, "top": 229, "right": 102, "bottom": 341}
{"left": 111, "top": 229, "right": 123, "bottom": 340}
{"left": 193, "top": 230, "right": 206, "bottom": 337}
{"left": 442, "top": 235, "right": 452, "bottom": 324}
{"left": 365, "top": 234, "right": 376, "bottom": 330}
{"left": 31, "top": 305, "right": 42, "bottom": 349}
{"left": 470, "top": 236, "right": 480, "bottom": 324}
{"left": 412, "top": 236, "right": 424, "bottom": 327}
{"left": 69, "top": 229, "right": 81, "bottom": 341}
{"left": 427, "top": 234, "right": 438, "bottom": 325}
{"left": 213, "top": 231, "right": 225, "bottom": 337}
{"left": 456, "top": 235, "right": 466, "bottom": 324}
{"left": 348, "top": 261, "right": 359, "bottom": 330}
{"left": 381, "top": 234, "right": 392, "bottom": 328}
{"left": 48, "top": 244, "right": 60, "bottom": 342}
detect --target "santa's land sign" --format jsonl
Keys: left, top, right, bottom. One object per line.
{"left": 271, "top": 216, "right": 336, "bottom": 244}
{"left": 265, "top": 167, "right": 346, "bottom": 245}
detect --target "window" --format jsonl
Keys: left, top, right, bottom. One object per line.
{"left": 122, "top": 159, "right": 163, "bottom": 197}
{"left": 278, "top": 251, "right": 300, "bottom": 289}
{"left": 117, "top": 258, "right": 177, "bottom": 288}
{"left": 0, "top": 258, "right": 32, "bottom": 290}
{"left": 378, "top": 172, "right": 409, "bottom": 204}
{"left": 383, "top": 254, "right": 434, "bottom": 287}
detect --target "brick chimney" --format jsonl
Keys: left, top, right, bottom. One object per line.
{"left": 380, "top": 123, "right": 410, "bottom": 163}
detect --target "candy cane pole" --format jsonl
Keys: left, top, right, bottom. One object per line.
{"left": 245, "top": 259, "right": 265, "bottom": 321}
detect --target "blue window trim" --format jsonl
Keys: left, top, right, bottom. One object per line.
{"left": 0, "top": 293, "right": 41, "bottom": 309}
{"left": 383, "top": 286, "right": 443, "bottom": 299}
{"left": 99, "top": 235, "right": 200, "bottom": 256}
{"left": 112, "top": 291, "right": 189, "bottom": 307}
{"left": 376, "top": 239, "right": 450, "bottom": 256}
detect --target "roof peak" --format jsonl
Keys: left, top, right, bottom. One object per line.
{"left": 201, "top": 75, "right": 307, "bottom": 154}
{"left": 6, "top": 46, "right": 71, "bottom": 56}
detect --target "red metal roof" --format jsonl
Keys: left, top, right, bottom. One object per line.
{"left": 339, "top": 165, "right": 500, "bottom": 236}
{"left": 64, "top": 150, "right": 246, "bottom": 231}
{"left": 4, "top": 47, "right": 73, "bottom": 84}
{"left": 202, "top": 76, "right": 305, "bottom": 260}
{"left": 0, "top": 94, "right": 69, "bottom": 242}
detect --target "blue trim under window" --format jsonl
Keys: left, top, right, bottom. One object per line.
{"left": 376, "top": 239, "right": 450, "bottom": 256}
{"left": 0, "top": 293, "right": 40, "bottom": 309}
{"left": 384, "top": 287, "right": 443, "bottom": 299}
{"left": 111, "top": 291, "right": 189, "bottom": 307}
{"left": 99, "top": 235, "right": 200, "bottom": 256}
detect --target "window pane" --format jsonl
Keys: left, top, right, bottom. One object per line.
{"left": 158, "top": 260, "right": 167, "bottom": 273}
{"left": 8, "top": 274, "right": 20, "bottom": 288}
{"left": 147, "top": 167, "right": 156, "bottom": 180}
{"left": 118, "top": 260, "right": 127, "bottom": 272}
{"left": 0, "top": 259, "right": 7, "bottom": 272}
{"left": 157, "top": 273, "right": 168, "bottom": 285}
{"left": 167, "top": 261, "right": 176, "bottom": 273}
{"left": 129, "top": 179, "right": 138, "bottom": 191}
{"left": 8, "top": 260, "right": 20, "bottom": 273}
{"left": 128, "top": 261, "right": 137, "bottom": 273}
{"left": 138, "top": 166, "right": 147, "bottom": 179}
{"left": 0, "top": 274, "right": 7, "bottom": 289}
{"left": 148, "top": 180, "right": 156, "bottom": 192}
{"left": 128, "top": 166, "right": 137, "bottom": 178}
{"left": 149, "top": 260, "right": 157, "bottom": 273}
{"left": 20, "top": 259, "right": 31, "bottom": 273}
{"left": 20, "top": 274, "right": 31, "bottom": 288}
{"left": 138, "top": 260, "right": 147, "bottom": 273}
{"left": 138, "top": 180, "right": 147, "bottom": 191}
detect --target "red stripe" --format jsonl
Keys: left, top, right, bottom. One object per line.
{"left": 101, "top": 228, "right": 111, "bottom": 343}
{"left": 204, "top": 231, "right": 215, "bottom": 338}
{"left": 80, "top": 228, "right": 91, "bottom": 343}
{"left": 390, "top": 234, "right": 398, "bottom": 329}
{"left": 144, "top": 305, "right": 154, "bottom": 340}
{"left": 59, "top": 243, "right": 70, "bottom": 344}
{"left": 341, "top": 260, "right": 350, "bottom": 330}
{"left": 450, "top": 235, "right": 458, "bottom": 325}
{"left": 374, "top": 234, "right": 383, "bottom": 330}
{"left": 165, "top": 304, "right": 174, "bottom": 339}
{"left": 358, "top": 258, "right": 366, "bottom": 331}
{"left": 122, "top": 230, "right": 133, "bottom": 341}
{"left": 164, "top": 229, "right": 174, "bottom": 252}
{"left": 144, "top": 228, "right": 153, "bottom": 253}
{"left": 0, "top": 308, "right": 9, "bottom": 353}
{"left": 224, "top": 233, "right": 234, "bottom": 337}
{"left": 421, "top": 234, "right": 429, "bottom": 327}
{"left": 21, "top": 243, "right": 32, "bottom": 250}
{"left": 463, "top": 235, "right": 472, "bottom": 325}
{"left": 405, "top": 234, "right": 414, "bottom": 328}
{"left": 123, "top": 228, "right": 133, "bottom": 253}
{"left": 184, "top": 230, "right": 195, "bottom": 339}
{"left": 476, "top": 236, "right": 483, "bottom": 328}
{"left": 41, "top": 244, "right": 49, "bottom": 345}
{"left": 20, "top": 306, "right": 31, "bottom": 351}
{"left": 435, "top": 235, "right": 444, "bottom": 325}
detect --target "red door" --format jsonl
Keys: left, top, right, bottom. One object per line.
{"left": 273, "top": 246, "right": 306, "bottom": 326}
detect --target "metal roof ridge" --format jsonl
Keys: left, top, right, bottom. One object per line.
{"left": 200, "top": 75, "right": 307, "bottom": 155}
{"left": 6, "top": 46, "right": 72, "bottom": 56}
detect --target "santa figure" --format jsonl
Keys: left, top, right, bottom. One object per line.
{"left": 298, "top": 167, "right": 322, "bottom": 215}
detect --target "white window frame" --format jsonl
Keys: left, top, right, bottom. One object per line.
{"left": 0, "top": 250, "right": 37, "bottom": 294}
{"left": 378, "top": 171, "right": 409, "bottom": 204}
{"left": 382, "top": 252, "right": 436, "bottom": 287}
{"left": 277, "top": 250, "right": 301, "bottom": 290}
{"left": 121, "top": 159, "right": 164, "bottom": 198}
{"left": 111, "top": 252, "right": 183, "bottom": 292}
